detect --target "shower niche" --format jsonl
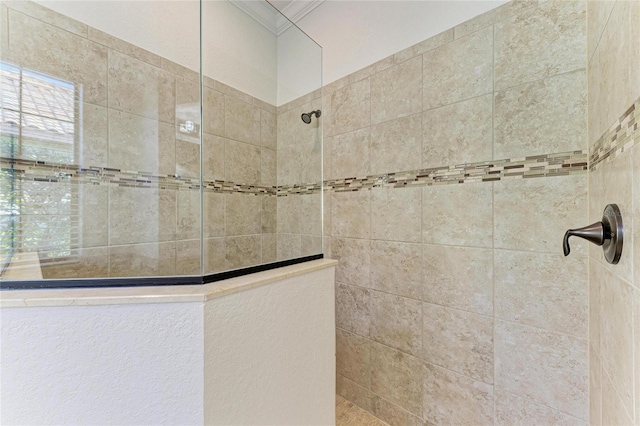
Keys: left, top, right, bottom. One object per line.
{"left": 0, "top": 0, "right": 323, "bottom": 286}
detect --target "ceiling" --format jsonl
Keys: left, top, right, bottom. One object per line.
{"left": 229, "top": 0, "right": 325, "bottom": 35}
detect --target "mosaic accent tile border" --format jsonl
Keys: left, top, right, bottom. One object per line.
{"left": 590, "top": 97, "right": 640, "bottom": 171}
{"left": 276, "top": 151, "right": 588, "bottom": 196}
{"left": 2, "top": 149, "right": 588, "bottom": 198}
{"left": 0, "top": 158, "right": 274, "bottom": 196}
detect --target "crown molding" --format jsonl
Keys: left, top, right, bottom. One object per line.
{"left": 229, "top": 0, "right": 324, "bottom": 36}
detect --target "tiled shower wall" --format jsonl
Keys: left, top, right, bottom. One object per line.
{"left": 587, "top": 1, "right": 640, "bottom": 424}
{"left": 0, "top": 1, "right": 284, "bottom": 278}
{"left": 326, "top": 1, "right": 591, "bottom": 424}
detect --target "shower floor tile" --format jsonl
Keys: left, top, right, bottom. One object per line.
{"left": 336, "top": 395, "right": 389, "bottom": 426}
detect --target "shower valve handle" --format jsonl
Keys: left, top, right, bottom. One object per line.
{"left": 563, "top": 204, "right": 623, "bottom": 264}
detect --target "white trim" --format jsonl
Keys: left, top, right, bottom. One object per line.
{"left": 229, "top": 0, "right": 324, "bottom": 36}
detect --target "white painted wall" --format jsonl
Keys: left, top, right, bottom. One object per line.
{"left": 293, "top": 0, "right": 508, "bottom": 85}
{"left": 36, "top": 0, "right": 279, "bottom": 104}
{"left": 0, "top": 303, "right": 206, "bottom": 425}
{"left": 277, "top": 24, "right": 322, "bottom": 105}
{"left": 204, "top": 266, "right": 336, "bottom": 425}
{"left": 0, "top": 265, "right": 336, "bottom": 425}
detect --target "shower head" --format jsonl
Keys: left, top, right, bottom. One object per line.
{"left": 301, "top": 110, "right": 321, "bottom": 124}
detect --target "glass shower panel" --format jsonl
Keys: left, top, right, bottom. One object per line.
{"left": 0, "top": 0, "right": 202, "bottom": 280}
{"left": 200, "top": 0, "right": 322, "bottom": 273}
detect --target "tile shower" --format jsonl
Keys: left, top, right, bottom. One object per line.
{"left": 1, "top": 0, "right": 639, "bottom": 425}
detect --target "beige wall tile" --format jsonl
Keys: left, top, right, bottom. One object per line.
{"left": 0, "top": 4, "right": 8, "bottom": 54}
{"left": 423, "top": 362, "right": 494, "bottom": 425}
{"left": 422, "top": 94, "right": 492, "bottom": 169}
{"left": 370, "top": 241, "right": 421, "bottom": 300}
{"left": 41, "top": 247, "right": 109, "bottom": 279}
{"left": 422, "top": 183, "right": 493, "bottom": 248}
{"left": 493, "top": 175, "right": 588, "bottom": 253}
{"left": 109, "top": 242, "right": 176, "bottom": 277}
{"left": 423, "top": 26, "right": 492, "bottom": 109}
{"left": 177, "top": 190, "right": 225, "bottom": 240}
{"left": 300, "top": 235, "right": 322, "bottom": 256}
{"left": 330, "top": 237, "right": 370, "bottom": 288}
{"left": 494, "top": 0, "right": 585, "bottom": 90}
{"left": 635, "top": 288, "right": 640, "bottom": 424}
{"left": 261, "top": 196, "right": 276, "bottom": 234}
{"left": 79, "top": 184, "right": 108, "bottom": 248}
{"left": 276, "top": 233, "right": 301, "bottom": 261}
{"left": 204, "top": 237, "right": 225, "bottom": 274}
{"left": 277, "top": 195, "right": 301, "bottom": 235}
{"left": 330, "top": 78, "right": 370, "bottom": 136}
{"left": 453, "top": 0, "right": 536, "bottom": 39}
{"left": 593, "top": 153, "right": 634, "bottom": 283}
{"left": 370, "top": 291, "right": 422, "bottom": 356}
{"left": 78, "top": 103, "right": 108, "bottom": 168}
{"left": 176, "top": 239, "right": 200, "bottom": 275}
{"left": 601, "top": 367, "right": 634, "bottom": 425}
{"left": 635, "top": 145, "right": 640, "bottom": 295}
{"left": 422, "top": 244, "right": 493, "bottom": 316}
{"left": 202, "top": 133, "right": 225, "bottom": 181}
{"left": 586, "top": 1, "right": 615, "bottom": 62}
{"left": 588, "top": 0, "right": 640, "bottom": 145}
{"left": 599, "top": 267, "right": 634, "bottom": 416}
{"left": 495, "top": 320, "right": 588, "bottom": 419}
{"left": 109, "top": 187, "right": 176, "bottom": 245}
{"left": 225, "top": 235, "right": 261, "bottom": 270}
{"left": 349, "top": 55, "right": 394, "bottom": 84}
{"left": 589, "top": 345, "right": 602, "bottom": 426}
{"left": 224, "top": 95, "right": 260, "bottom": 146}
{"left": 337, "top": 328, "right": 371, "bottom": 389}
{"left": 331, "top": 127, "right": 370, "bottom": 179}
{"left": 260, "top": 148, "right": 276, "bottom": 187}
{"left": 175, "top": 137, "right": 199, "bottom": 179}
{"left": 371, "top": 395, "right": 422, "bottom": 426}
{"left": 108, "top": 50, "right": 175, "bottom": 123}
{"left": 203, "top": 87, "right": 225, "bottom": 137}
{"left": 260, "top": 109, "right": 276, "bottom": 150}
{"left": 6, "top": 1, "right": 87, "bottom": 37}
{"left": 422, "top": 302, "right": 493, "bottom": 384}
{"left": 300, "top": 193, "right": 322, "bottom": 236}
{"left": 276, "top": 146, "right": 301, "bottom": 186}
{"left": 299, "top": 140, "right": 322, "bottom": 184}
{"left": 495, "top": 249, "right": 588, "bottom": 337}
{"left": 371, "top": 187, "right": 421, "bottom": 243}
{"left": 337, "top": 374, "right": 376, "bottom": 414}
{"left": 370, "top": 341, "right": 423, "bottom": 416}
{"left": 370, "top": 56, "right": 422, "bottom": 125}
{"left": 336, "top": 283, "right": 370, "bottom": 336}
{"left": 261, "top": 234, "right": 276, "bottom": 263}
{"left": 225, "top": 193, "right": 261, "bottom": 236}
{"left": 89, "top": 27, "right": 161, "bottom": 67}
{"left": 331, "top": 191, "right": 371, "bottom": 239}
{"left": 589, "top": 260, "right": 603, "bottom": 357}
{"left": 495, "top": 389, "right": 585, "bottom": 426}
{"left": 494, "top": 70, "right": 587, "bottom": 159}
{"left": 394, "top": 29, "right": 453, "bottom": 65}
{"left": 108, "top": 110, "right": 175, "bottom": 175}
{"left": 224, "top": 139, "right": 260, "bottom": 185}
{"left": 7, "top": 9, "right": 107, "bottom": 106}
{"left": 161, "top": 58, "right": 198, "bottom": 83}
{"left": 371, "top": 114, "right": 422, "bottom": 175}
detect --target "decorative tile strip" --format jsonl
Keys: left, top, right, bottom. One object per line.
{"left": 0, "top": 158, "right": 275, "bottom": 196}
{"left": 275, "top": 150, "right": 588, "bottom": 196}
{"left": 590, "top": 97, "right": 640, "bottom": 171}
{"left": 2, "top": 149, "right": 588, "bottom": 199}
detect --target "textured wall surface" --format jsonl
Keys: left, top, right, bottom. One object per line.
{"left": 204, "top": 265, "right": 336, "bottom": 425}
{"left": 0, "top": 264, "right": 337, "bottom": 425}
{"left": 587, "top": 1, "right": 640, "bottom": 424}
{"left": 322, "top": 1, "right": 591, "bottom": 424}
{"left": 0, "top": 303, "right": 206, "bottom": 425}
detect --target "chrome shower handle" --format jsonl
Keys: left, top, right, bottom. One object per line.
{"left": 563, "top": 204, "right": 623, "bottom": 264}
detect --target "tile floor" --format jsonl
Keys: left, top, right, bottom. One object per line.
{"left": 336, "top": 395, "right": 389, "bottom": 426}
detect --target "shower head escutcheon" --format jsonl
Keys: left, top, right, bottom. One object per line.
{"left": 301, "top": 110, "right": 321, "bottom": 124}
